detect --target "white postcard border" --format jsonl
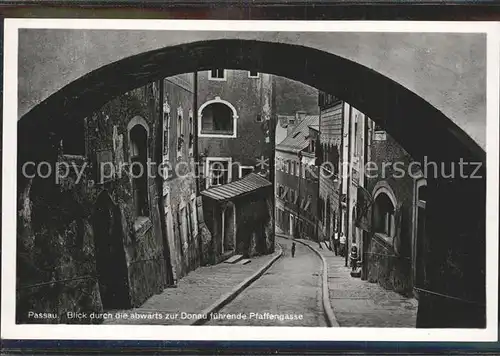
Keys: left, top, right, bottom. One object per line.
{"left": 2, "top": 19, "right": 499, "bottom": 342}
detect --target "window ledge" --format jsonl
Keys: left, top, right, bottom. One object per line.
{"left": 200, "top": 130, "right": 234, "bottom": 136}
{"left": 134, "top": 216, "right": 152, "bottom": 238}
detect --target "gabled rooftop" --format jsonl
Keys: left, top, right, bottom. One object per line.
{"left": 275, "top": 115, "right": 319, "bottom": 154}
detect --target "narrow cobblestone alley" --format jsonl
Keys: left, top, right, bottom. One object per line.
{"left": 206, "top": 237, "right": 326, "bottom": 327}
{"left": 295, "top": 237, "right": 419, "bottom": 328}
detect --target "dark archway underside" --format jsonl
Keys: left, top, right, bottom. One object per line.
{"left": 18, "top": 39, "right": 485, "bottom": 165}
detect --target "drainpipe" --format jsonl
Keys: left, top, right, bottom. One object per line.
{"left": 193, "top": 71, "right": 199, "bottom": 195}
{"left": 345, "top": 104, "right": 353, "bottom": 268}
{"left": 338, "top": 102, "right": 345, "bottom": 257}
{"left": 316, "top": 114, "right": 322, "bottom": 245}
{"left": 361, "top": 114, "right": 370, "bottom": 280}
{"left": 296, "top": 150, "right": 302, "bottom": 239}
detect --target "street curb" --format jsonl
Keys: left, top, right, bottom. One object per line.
{"left": 191, "top": 244, "right": 284, "bottom": 325}
{"left": 276, "top": 233, "right": 340, "bottom": 327}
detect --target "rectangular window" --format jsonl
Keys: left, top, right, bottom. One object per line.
{"left": 256, "top": 114, "right": 262, "bottom": 122}
{"left": 209, "top": 69, "right": 226, "bottom": 81}
{"left": 310, "top": 139, "right": 316, "bottom": 153}
{"left": 188, "top": 112, "right": 194, "bottom": 149}
{"left": 248, "top": 71, "right": 259, "bottom": 78}
{"left": 190, "top": 198, "right": 198, "bottom": 237}
{"left": 353, "top": 122, "right": 359, "bottom": 156}
{"left": 206, "top": 158, "right": 232, "bottom": 188}
{"left": 239, "top": 165, "right": 254, "bottom": 178}
{"left": 163, "top": 110, "right": 170, "bottom": 161}
{"left": 180, "top": 207, "right": 188, "bottom": 246}
{"left": 177, "top": 108, "right": 184, "bottom": 156}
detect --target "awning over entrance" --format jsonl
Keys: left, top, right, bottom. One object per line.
{"left": 201, "top": 173, "right": 272, "bottom": 202}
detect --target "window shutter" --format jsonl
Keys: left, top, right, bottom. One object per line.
{"left": 281, "top": 186, "right": 289, "bottom": 200}
{"left": 303, "top": 199, "right": 311, "bottom": 212}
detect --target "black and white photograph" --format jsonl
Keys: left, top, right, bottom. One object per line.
{"left": 1, "top": 19, "right": 498, "bottom": 342}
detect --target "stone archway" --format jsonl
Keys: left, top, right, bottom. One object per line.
{"left": 16, "top": 37, "right": 487, "bottom": 328}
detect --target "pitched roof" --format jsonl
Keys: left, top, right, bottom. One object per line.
{"left": 275, "top": 121, "right": 288, "bottom": 145}
{"left": 275, "top": 115, "right": 319, "bottom": 153}
{"left": 201, "top": 173, "right": 272, "bottom": 202}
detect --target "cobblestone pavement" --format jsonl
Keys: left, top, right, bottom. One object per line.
{"left": 295, "top": 237, "right": 418, "bottom": 328}
{"left": 103, "top": 248, "right": 281, "bottom": 325}
{"left": 206, "top": 237, "right": 327, "bottom": 327}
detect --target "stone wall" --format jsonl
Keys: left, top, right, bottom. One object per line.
{"left": 235, "top": 189, "right": 275, "bottom": 257}
{"left": 365, "top": 132, "right": 416, "bottom": 296}
{"left": 16, "top": 75, "right": 209, "bottom": 323}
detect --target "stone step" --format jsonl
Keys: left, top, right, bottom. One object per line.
{"left": 238, "top": 259, "right": 251, "bottom": 265}
{"left": 224, "top": 254, "right": 244, "bottom": 264}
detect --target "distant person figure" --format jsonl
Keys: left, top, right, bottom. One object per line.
{"left": 350, "top": 244, "right": 359, "bottom": 272}
{"left": 332, "top": 230, "right": 339, "bottom": 256}
{"left": 291, "top": 242, "right": 296, "bottom": 258}
{"left": 339, "top": 232, "right": 346, "bottom": 257}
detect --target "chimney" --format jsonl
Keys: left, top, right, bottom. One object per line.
{"left": 295, "top": 111, "right": 307, "bottom": 123}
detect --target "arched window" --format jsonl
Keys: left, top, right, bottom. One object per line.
{"left": 198, "top": 97, "right": 238, "bottom": 138}
{"left": 177, "top": 107, "right": 184, "bottom": 156}
{"left": 188, "top": 109, "right": 194, "bottom": 152}
{"left": 373, "top": 193, "right": 395, "bottom": 237}
{"left": 128, "top": 117, "right": 149, "bottom": 217}
{"left": 162, "top": 101, "right": 171, "bottom": 162}
{"left": 278, "top": 185, "right": 285, "bottom": 198}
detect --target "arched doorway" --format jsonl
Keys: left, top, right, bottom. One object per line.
{"left": 222, "top": 202, "right": 236, "bottom": 254}
{"left": 128, "top": 117, "right": 150, "bottom": 218}
{"left": 92, "top": 192, "right": 131, "bottom": 310}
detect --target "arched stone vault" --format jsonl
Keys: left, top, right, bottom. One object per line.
{"left": 19, "top": 39, "right": 484, "bottom": 167}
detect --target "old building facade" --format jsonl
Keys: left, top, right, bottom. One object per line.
{"left": 317, "top": 93, "right": 369, "bottom": 255}
{"left": 364, "top": 124, "right": 424, "bottom": 297}
{"left": 196, "top": 69, "right": 276, "bottom": 262}
{"left": 197, "top": 70, "right": 275, "bottom": 186}
{"left": 317, "top": 91, "right": 423, "bottom": 297}
{"left": 275, "top": 115, "right": 320, "bottom": 240}
{"left": 317, "top": 94, "right": 342, "bottom": 244}
{"left": 16, "top": 74, "right": 211, "bottom": 323}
